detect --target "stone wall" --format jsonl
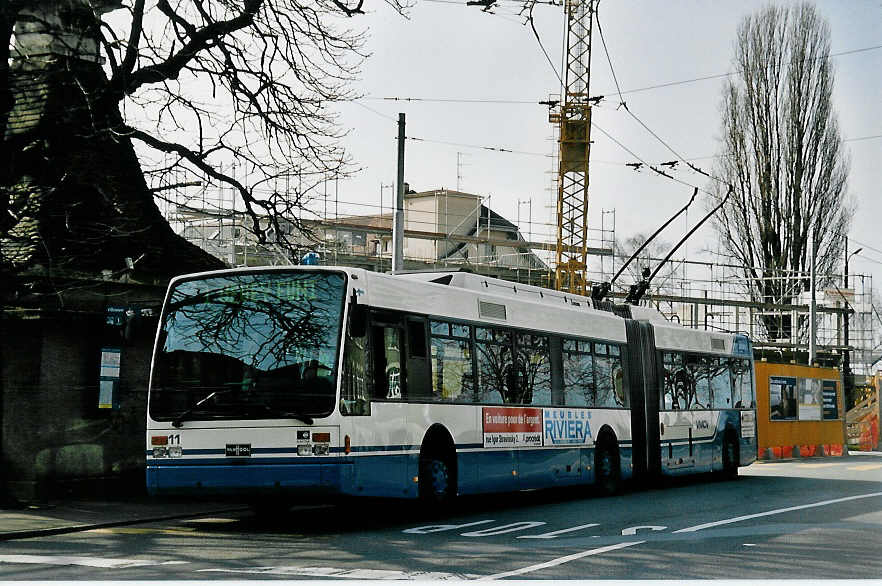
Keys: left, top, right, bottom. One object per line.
{"left": 2, "top": 282, "right": 163, "bottom": 501}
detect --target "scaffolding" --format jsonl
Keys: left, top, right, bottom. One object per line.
{"left": 156, "top": 180, "right": 876, "bottom": 376}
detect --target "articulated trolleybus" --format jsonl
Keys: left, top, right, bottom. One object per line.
{"left": 146, "top": 266, "right": 756, "bottom": 504}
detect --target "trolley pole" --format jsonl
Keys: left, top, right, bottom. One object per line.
{"left": 392, "top": 113, "right": 405, "bottom": 273}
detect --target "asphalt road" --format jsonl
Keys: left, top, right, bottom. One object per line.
{"left": 2, "top": 455, "right": 881, "bottom": 580}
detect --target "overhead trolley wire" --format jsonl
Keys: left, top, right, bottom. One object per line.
{"left": 594, "top": 5, "right": 731, "bottom": 193}
{"left": 358, "top": 44, "right": 882, "bottom": 107}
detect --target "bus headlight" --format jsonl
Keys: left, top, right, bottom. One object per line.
{"left": 152, "top": 446, "right": 168, "bottom": 458}
{"left": 168, "top": 446, "right": 183, "bottom": 458}
{"left": 312, "top": 443, "right": 329, "bottom": 456}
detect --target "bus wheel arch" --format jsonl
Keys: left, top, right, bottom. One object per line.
{"left": 418, "top": 424, "right": 457, "bottom": 505}
{"left": 594, "top": 426, "right": 621, "bottom": 496}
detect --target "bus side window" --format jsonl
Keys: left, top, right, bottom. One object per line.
{"left": 406, "top": 318, "right": 432, "bottom": 399}
{"left": 341, "top": 328, "right": 371, "bottom": 416}
{"left": 661, "top": 352, "right": 687, "bottom": 411}
{"left": 514, "top": 333, "right": 551, "bottom": 406}
{"left": 371, "top": 324, "right": 404, "bottom": 400}
{"left": 710, "top": 357, "right": 732, "bottom": 409}
{"left": 475, "top": 327, "right": 507, "bottom": 405}
{"left": 430, "top": 321, "right": 475, "bottom": 402}
{"left": 732, "top": 358, "right": 755, "bottom": 408}
{"left": 563, "top": 339, "right": 593, "bottom": 407}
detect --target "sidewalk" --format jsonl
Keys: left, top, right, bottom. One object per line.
{"left": 0, "top": 497, "right": 248, "bottom": 541}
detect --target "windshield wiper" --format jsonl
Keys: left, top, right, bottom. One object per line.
{"left": 171, "top": 389, "right": 316, "bottom": 427}
{"left": 171, "top": 389, "right": 235, "bottom": 428}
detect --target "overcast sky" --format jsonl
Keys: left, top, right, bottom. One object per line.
{"left": 329, "top": 0, "right": 880, "bottom": 289}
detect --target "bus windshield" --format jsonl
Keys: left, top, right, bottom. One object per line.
{"left": 149, "top": 271, "right": 346, "bottom": 423}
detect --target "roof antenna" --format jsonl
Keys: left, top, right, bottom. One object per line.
{"left": 625, "top": 185, "right": 733, "bottom": 305}
{"left": 592, "top": 187, "right": 697, "bottom": 303}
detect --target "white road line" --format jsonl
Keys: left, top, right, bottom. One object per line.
{"left": 198, "top": 566, "right": 480, "bottom": 579}
{"left": 0, "top": 555, "right": 185, "bottom": 569}
{"left": 480, "top": 541, "right": 646, "bottom": 580}
{"left": 517, "top": 523, "right": 600, "bottom": 539}
{"left": 480, "top": 490, "right": 882, "bottom": 580}
{"left": 461, "top": 522, "right": 546, "bottom": 537}
{"left": 674, "top": 491, "right": 882, "bottom": 533}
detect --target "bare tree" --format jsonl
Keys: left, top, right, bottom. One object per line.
{"left": 711, "top": 3, "right": 852, "bottom": 340}
{"left": 2, "top": 0, "right": 406, "bottom": 294}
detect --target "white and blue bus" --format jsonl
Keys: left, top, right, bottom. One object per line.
{"left": 146, "top": 266, "right": 756, "bottom": 504}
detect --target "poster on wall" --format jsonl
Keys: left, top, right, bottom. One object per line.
{"left": 822, "top": 379, "right": 839, "bottom": 420}
{"left": 98, "top": 347, "right": 121, "bottom": 410}
{"left": 769, "top": 376, "right": 797, "bottom": 420}
{"left": 482, "top": 407, "right": 543, "bottom": 448}
{"left": 798, "top": 378, "right": 822, "bottom": 421}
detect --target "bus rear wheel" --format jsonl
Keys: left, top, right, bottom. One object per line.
{"left": 720, "top": 432, "right": 739, "bottom": 480}
{"left": 594, "top": 440, "right": 621, "bottom": 496}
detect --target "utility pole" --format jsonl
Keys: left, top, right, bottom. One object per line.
{"left": 392, "top": 113, "right": 406, "bottom": 273}
{"left": 809, "top": 230, "right": 817, "bottom": 364}
{"left": 456, "top": 152, "right": 469, "bottom": 192}
{"left": 843, "top": 237, "right": 863, "bottom": 410}
{"left": 380, "top": 182, "right": 393, "bottom": 218}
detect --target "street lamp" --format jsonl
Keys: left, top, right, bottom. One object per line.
{"left": 843, "top": 245, "right": 863, "bottom": 410}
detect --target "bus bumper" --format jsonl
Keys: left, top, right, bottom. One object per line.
{"left": 146, "top": 460, "right": 353, "bottom": 497}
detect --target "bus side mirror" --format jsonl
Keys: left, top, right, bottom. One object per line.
{"left": 349, "top": 298, "right": 367, "bottom": 338}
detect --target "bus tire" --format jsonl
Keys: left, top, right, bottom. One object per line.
{"left": 418, "top": 430, "right": 456, "bottom": 510}
{"left": 594, "top": 437, "right": 621, "bottom": 496}
{"left": 720, "top": 430, "right": 739, "bottom": 480}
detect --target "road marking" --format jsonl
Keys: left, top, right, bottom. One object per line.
{"left": 198, "top": 566, "right": 480, "bottom": 579}
{"left": 517, "top": 523, "right": 599, "bottom": 539}
{"left": 673, "top": 491, "right": 882, "bottom": 533}
{"left": 461, "top": 521, "right": 545, "bottom": 537}
{"left": 480, "top": 491, "right": 882, "bottom": 579}
{"left": 795, "top": 463, "right": 838, "bottom": 469}
{"left": 0, "top": 555, "right": 185, "bottom": 569}
{"left": 89, "top": 527, "right": 198, "bottom": 536}
{"left": 622, "top": 525, "right": 667, "bottom": 536}
{"left": 849, "top": 464, "right": 882, "bottom": 471}
{"left": 480, "top": 541, "right": 645, "bottom": 580}
{"left": 186, "top": 517, "right": 238, "bottom": 524}
{"left": 403, "top": 520, "right": 495, "bottom": 534}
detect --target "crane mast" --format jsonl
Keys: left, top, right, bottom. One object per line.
{"left": 550, "top": 0, "right": 596, "bottom": 295}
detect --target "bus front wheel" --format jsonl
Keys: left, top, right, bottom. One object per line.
{"left": 419, "top": 453, "right": 455, "bottom": 507}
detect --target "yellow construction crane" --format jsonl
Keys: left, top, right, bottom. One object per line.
{"left": 550, "top": 0, "right": 597, "bottom": 295}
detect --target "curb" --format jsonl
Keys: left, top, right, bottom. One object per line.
{"left": 0, "top": 506, "right": 249, "bottom": 542}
